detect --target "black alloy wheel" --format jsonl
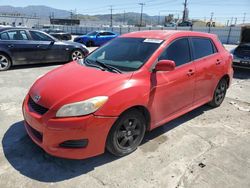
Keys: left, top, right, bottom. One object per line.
{"left": 0, "top": 53, "right": 11, "bottom": 71}
{"left": 208, "top": 78, "right": 228, "bottom": 107}
{"left": 106, "top": 110, "right": 146, "bottom": 156}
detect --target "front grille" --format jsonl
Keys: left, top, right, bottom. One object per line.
{"left": 28, "top": 96, "right": 48, "bottom": 115}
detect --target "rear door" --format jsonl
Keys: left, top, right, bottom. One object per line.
{"left": 0, "top": 30, "right": 43, "bottom": 64}
{"left": 190, "top": 37, "right": 223, "bottom": 103}
{"left": 150, "top": 38, "right": 196, "bottom": 126}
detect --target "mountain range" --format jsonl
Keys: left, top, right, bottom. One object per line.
{"left": 0, "top": 5, "right": 163, "bottom": 25}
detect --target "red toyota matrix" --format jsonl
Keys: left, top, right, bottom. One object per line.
{"left": 22, "top": 30, "right": 233, "bottom": 159}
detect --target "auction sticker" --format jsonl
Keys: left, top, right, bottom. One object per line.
{"left": 143, "top": 39, "right": 163, "bottom": 43}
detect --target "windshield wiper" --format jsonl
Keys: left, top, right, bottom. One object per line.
{"left": 84, "top": 59, "right": 106, "bottom": 71}
{"left": 94, "top": 60, "right": 122, "bottom": 74}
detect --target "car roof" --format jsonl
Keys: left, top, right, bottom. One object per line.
{"left": 97, "top": 30, "right": 114, "bottom": 33}
{"left": 121, "top": 30, "right": 216, "bottom": 40}
{"left": 0, "top": 27, "right": 29, "bottom": 32}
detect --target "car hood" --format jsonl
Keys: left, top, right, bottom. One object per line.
{"left": 29, "top": 61, "right": 133, "bottom": 109}
{"left": 61, "top": 40, "right": 84, "bottom": 46}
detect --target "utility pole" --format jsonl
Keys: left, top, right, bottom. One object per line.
{"left": 210, "top": 12, "right": 214, "bottom": 24}
{"left": 123, "top": 11, "right": 126, "bottom": 25}
{"left": 243, "top": 13, "right": 246, "bottom": 24}
{"left": 110, "top": 6, "right": 113, "bottom": 27}
{"left": 139, "top": 3, "right": 145, "bottom": 27}
{"left": 182, "top": 0, "right": 188, "bottom": 22}
{"left": 208, "top": 12, "right": 213, "bottom": 33}
{"left": 230, "top": 17, "right": 234, "bottom": 26}
{"left": 234, "top": 17, "right": 237, "bottom": 25}
{"left": 158, "top": 11, "right": 161, "bottom": 25}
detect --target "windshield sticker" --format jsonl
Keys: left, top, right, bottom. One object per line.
{"left": 143, "top": 39, "right": 163, "bottom": 44}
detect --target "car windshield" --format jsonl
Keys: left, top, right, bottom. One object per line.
{"left": 85, "top": 37, "right": 162, "bottom": 72}
{"left": 87, "top": 31, "right": 98, "bottom": 36}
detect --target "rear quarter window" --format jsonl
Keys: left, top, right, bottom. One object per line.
{"left": 192, "top": 38, "right": 216, "bottom": 60}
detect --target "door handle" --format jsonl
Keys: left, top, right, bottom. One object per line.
{"left": 187, "top": 69, "right": 195, "bottom": 76}
{"left": 8, "top": 44, "right": 14, "bottom": 48}
{"left": 216, "top": 59, "right": 222, "bottom": 65}
{"left": 36, "top": 45, "right": 40, "bottom": 48}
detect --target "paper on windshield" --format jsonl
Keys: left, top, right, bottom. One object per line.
{"left": 143, "top": 39, "right": 163, "bottom": 44}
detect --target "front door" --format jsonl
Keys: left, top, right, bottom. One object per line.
{"left": 29, "top": 30, "right": 66, "bottom": 63}
{"left": 149, "top": 38, "right": 196, "bottom": 127}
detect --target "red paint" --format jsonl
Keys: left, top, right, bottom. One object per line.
{"left": 23, "top": 30, "right": 233, "bottom": 159}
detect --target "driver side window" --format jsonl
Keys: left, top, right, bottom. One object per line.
{"left": 159, "top": 38, "right": 191, "bottom": 67}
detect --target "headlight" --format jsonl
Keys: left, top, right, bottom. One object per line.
{"left": 56, "top": 96, "right": 108, "bottom": 117}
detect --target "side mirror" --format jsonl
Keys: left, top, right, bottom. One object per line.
{"left": 96, "top": 34, "right": 100, "bottom": 38}
{"left": 50, "top": 41, "right": 55, "bottom": 45}
{"left": 154, "top": 60, "right": 175, "bottom": 72}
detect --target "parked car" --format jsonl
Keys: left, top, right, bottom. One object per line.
{"left": 164, "top": 22, "right": 176, "bottom": 27}
{"left": 23, "top": 30, "right": 233, "bottom": 159}
{"left": 0, "top": 27, "right": 89, "bottom": 71}
{"left": 178, "top": 21, "right": 193, "bottom": 27}
{"left": 231, "top": 26, "right": 250, "bottom": 69}
{"left": 74, "top": 31, "right": 118, "bottom": 47}
{"left": 43, "top": 28, "right": 72, "bottom": 41}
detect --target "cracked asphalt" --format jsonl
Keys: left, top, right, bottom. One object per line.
{"left": 0, "top": 46, "right": 250, "bottom": 188}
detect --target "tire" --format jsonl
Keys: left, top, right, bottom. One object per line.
{"left": 86, "top": 41, "right": 93, "bottom": 47}
{"left": 106, "top": 109, "right": 146, "bottom": 157}
{"left": 208, "top": 78, "right": 228, "bottom": 107}
{"left": 0, "top": 53, "right": 11, "bottom": 71}
{"left": 71, "top": 49, "right": 84, "bottom": 61}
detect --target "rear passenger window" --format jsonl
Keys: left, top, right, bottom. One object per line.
{"left": 0, "top": 32, "right": 9, "bottom": 40}
{"left": 159, "top": 38, "right": 191, "bottom": 67}
{"left": 192, "top": 38, "right": 215, "bottom": 60}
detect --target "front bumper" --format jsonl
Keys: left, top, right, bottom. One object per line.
{"left": 22, "top": 95, "right": 117, "bottom": 159}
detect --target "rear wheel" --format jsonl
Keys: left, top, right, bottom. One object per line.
{"left": 208, "top": 78, "right": 228, "bottom": 107}
{"left": 0, "top": 53, "right": 11, "bottom": 71}
{"left": 106, "top": 110, "right": 146, "bottom": 157}
{"left": 71, "top": 50, "right": 83, "bottom": 61}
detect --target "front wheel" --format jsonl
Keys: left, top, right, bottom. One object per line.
{"left": 71, "top": 50, "right": 84, "bottom": 61}
{"left": 208, "top": 78, "right": 228, "bottom": 107}
{"left": 106, "top": 110, "right": 146, "bottom": 157}
{"left": 0, "top": 53, "right": 11, "bottom": 71}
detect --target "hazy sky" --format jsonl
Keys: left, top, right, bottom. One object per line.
{"left": 0, "top": 0, "right": 249, "bottom": 23}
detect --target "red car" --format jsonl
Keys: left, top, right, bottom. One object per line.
{"left": 22, "top": 30, "right": 233, "bottom": 159}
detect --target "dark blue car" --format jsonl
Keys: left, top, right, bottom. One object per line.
{"left": 74, "top": 31, "right": 118, "bottom": 47}
{"left": 0, "top": 27, "right": 89, "bottom": 71}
